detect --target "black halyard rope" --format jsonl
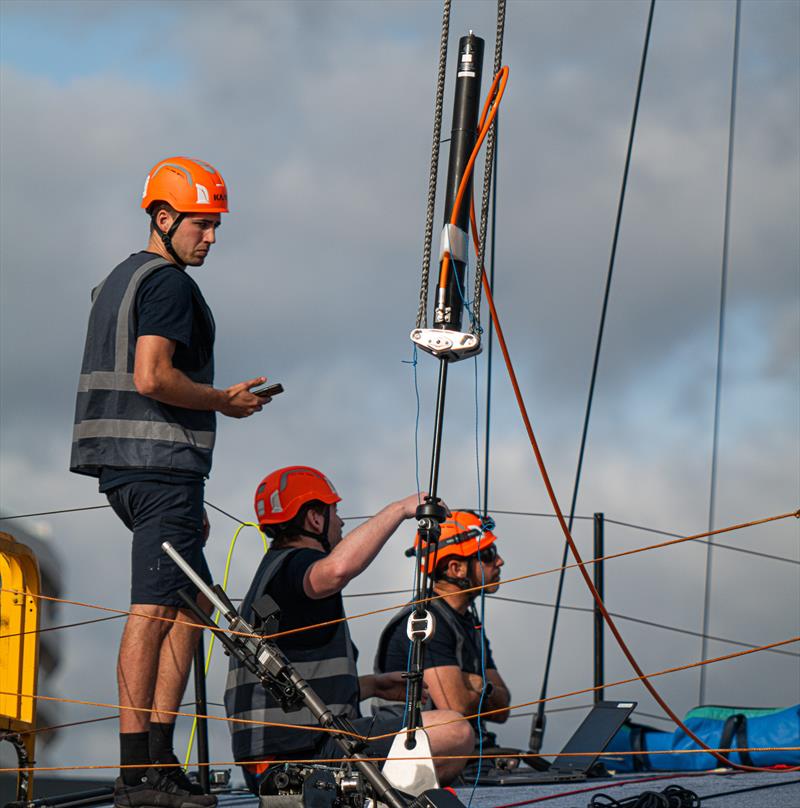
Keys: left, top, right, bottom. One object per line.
{"left": 700, "top": 0, "right": 742, "bottom": 706}
{"left": 416, "top": 0, "right": 452, "bottom": 330}
{"left": 533, "top": 0, "right": 657, "bottom": 752}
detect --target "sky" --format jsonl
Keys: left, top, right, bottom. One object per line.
{"left": 1, "top": 0, "right": 798, "bottom": 785}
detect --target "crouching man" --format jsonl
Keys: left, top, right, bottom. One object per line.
{"left": 224, "top": 466, "right": 473, "bottom": 794}
{"left": 374, "top": 512, "right": 511, "bottom": 733}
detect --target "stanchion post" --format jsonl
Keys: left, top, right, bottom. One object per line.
{"left": 593, "top": 512, "right": 605, "bottom": 702}
{"left": 193, "top": 634, "right": 210, "bottom": 793}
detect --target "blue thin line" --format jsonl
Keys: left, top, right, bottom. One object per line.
{"left": 468, "top": 535, "right": 489, "bottom": 807}
{"left": 474, "top": 356, "right": 482, "bottom": 513}
{"left": 402, "top": 346, "right": 422, "bottom": 497}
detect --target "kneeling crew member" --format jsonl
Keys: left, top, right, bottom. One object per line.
{"left": 224, "top": 466, "right": 473, "bottom": 794}
{"left": 374, "top": 511, "right": 511, "bottom": 729}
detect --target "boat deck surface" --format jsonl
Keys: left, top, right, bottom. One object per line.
{"left": 201, "top": 772, "right": 800, "bottom": 808}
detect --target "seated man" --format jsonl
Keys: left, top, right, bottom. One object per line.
{"left": 224, "top": 466, "right": 473, "bottom": 794}
{"left": 374, "top": 511, "right": 511, "bottom": 734}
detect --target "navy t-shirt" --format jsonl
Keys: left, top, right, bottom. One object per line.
{"left": 99, "top": 254, "right": 214, "bottom": 492}
{"left": 378, "top": 600, "right": 495, "bottom": 680}
{"left": 265, "top": 548, "right": 355, "bottom": 654}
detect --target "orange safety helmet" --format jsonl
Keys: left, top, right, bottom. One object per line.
{"left": 254, "top": 466, "right": 341, "bottom": 527}
{"left": 141, "top": 156, "right": 229, "bottom": 214}
{"left": 410, "top": 510, "right": 498, "bottom": 575}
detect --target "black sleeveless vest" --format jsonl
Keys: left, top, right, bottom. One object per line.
{"left": 224, "top": 548, "right": 360, "bottom": 760}
{"left": 70, "top": 252, "right": 216, "bottom": 477}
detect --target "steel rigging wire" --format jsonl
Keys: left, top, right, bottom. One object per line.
{"left": 700, "top": 0, "right": 741, "bottom": 707}
{"left": 532, "top": 0, "right": 656, "bottom": 754}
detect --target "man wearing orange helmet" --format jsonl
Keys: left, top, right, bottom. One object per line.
{"left": 224, "top": 466, "right": 474, "bottom": 794}
{"left": 374, "top": 511, "right": 511, "bottom": 731}
{"left": 71, "top": 157, "right": 270, "bottom": 807}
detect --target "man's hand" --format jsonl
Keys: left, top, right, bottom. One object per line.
{"left": 463, "top": 672, "right": 484, "bottom": 694}
{"left": 397, "top": 492, "right": 451, "bottom": 520}
{"left": 202, "top": 508, "right": 210, "bottom": 545}
{"left": 219, "top": 377, "right": 267, "bottom": 418}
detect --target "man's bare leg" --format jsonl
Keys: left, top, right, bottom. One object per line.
{"left": 118, "top": 605, "right": 177, "bottom": 734}
{"left": 422, "top": 709, "right": 475, "bottom": 785}
{"left": 116, "top": 604, "right": 175, "bottom": 785}
{"left": 149, "top": 595, "right": 212, "bottom": 762}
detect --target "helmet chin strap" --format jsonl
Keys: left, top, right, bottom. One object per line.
{"left": 153, "top": 212, "right": 186, "bottom": 266}
{"left": 438, "top": 557, "right": 482, "bottom": 597}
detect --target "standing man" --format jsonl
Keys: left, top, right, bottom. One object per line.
{"left": 224, "top": 466, "right": 474, "bottom": 794}
{"left": 71, "top": 157, "right": 268, "bottom": 808}
{"left": 374, "top": 512, "right": 511, "bottom": 732}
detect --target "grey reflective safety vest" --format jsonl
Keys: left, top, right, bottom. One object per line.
{"left": 70, "top": 252, "right": 216, "bottom": 477}
{"left": 224, "top": 548, "right": 360, "bottom": 760}
{"left": 372, "top": 599, "right": 483, "bottom": 715}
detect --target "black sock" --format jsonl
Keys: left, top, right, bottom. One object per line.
{"left": 149, "top": 721, "right": 177, "bottom": 765}
{"left": 120, "top": 731, "right": 151, "bottom": 785}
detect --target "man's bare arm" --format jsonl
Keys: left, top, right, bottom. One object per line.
{"left": 304, "top": 493, "right": 424, "bottom": 599}
{"left": 133, "top": 334, "right": 265, "bottom": 418}
{"left": 425, "top": 666, "right": 510, "bottom": 722}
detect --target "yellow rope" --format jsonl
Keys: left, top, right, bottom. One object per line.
{"left": 183, "top": 521, "right": 268, "bottom": 769}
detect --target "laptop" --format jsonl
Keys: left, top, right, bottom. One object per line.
{"left": 476, "top": 700, "right": 637, "bottom": 786}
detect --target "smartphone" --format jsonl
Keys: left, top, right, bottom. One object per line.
{"left": 252, "top": 382, "right": 284, "bottom": 398}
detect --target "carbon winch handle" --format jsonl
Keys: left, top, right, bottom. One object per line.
{"left": 162, "top": 540, "right": 236, "bottom": 620}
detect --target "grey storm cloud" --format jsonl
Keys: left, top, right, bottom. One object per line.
{"left": 0, "top": 0, "right": 797, "bottom": 776}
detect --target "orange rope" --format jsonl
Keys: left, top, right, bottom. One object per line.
{"left": 4, "top": 747, "right": 800, "bottom": 774}
{"left": 368, "top": 634, "right": 800, "bottom": 738}
{"left": 3, "top": 509, "right": 793, "bottom": 643}
{"left": 0, "top": 690, "right": 363, "bottom": 740}
{"left": 467, "top": 196, "right": 799, "bottom": 772}
{"left": 437, "top": 66, "right": 509, "bottom": 293}
{"left": 3, "top": 634, "right": 796, "bottom": 747}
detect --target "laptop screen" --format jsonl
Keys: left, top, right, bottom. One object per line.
{"left": 551, "top": 701, "right": 636, "bottom": 773}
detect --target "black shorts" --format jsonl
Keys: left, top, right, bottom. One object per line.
{"left": 107, "top": 479, "right": 212, "bottom": 606}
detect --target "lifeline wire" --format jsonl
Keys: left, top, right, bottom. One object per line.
{"left": 700, "top": 0, "right": 741, "bottom": 706}
{"left": 2, "top": 509, "right": 794, "bottom": 644}
{"left": 3, "top": 500, "right": 794, "bottom": 567}
{"left": 487, "top": 594, "right": 800, "bottom": 658}
{"left": 535, "top": 0, "right": 656, "bottom": 750}
{"left": 3, "top": 630, "right": 799, "bottom": 768}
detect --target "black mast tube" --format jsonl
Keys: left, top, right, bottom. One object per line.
{"left": 435, "top": 33, "right": 484, "bottom": 331}
{"left": 593, "top": 513, "right": 605, "bottom": 702}
{"left": 193, "top": 635, "right": 211, "bottom": 793}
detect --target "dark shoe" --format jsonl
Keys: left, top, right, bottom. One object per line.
{"left": 114, "top": 767, "right": 217, "bottom": 808}
{"left": 154, "top": 755, "right": 207, "bottom": 796}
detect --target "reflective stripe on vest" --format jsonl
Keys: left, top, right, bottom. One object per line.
{"left": 224, "top": 548, "right": 360, "bottom": 760}
{"left": 70, "top": 253, "right": 216, "bottom": 477}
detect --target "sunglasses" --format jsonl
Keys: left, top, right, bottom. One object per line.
{"left": 474, "top": 544, "right": 499, "bottom": 564}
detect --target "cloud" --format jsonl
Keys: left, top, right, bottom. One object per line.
{"left": 1, "top": 0, "right": 797, "bottom": 776}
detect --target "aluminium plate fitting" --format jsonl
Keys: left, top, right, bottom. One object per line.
{"left": 410, "top": 327, "right": 482, "bottom": 361}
